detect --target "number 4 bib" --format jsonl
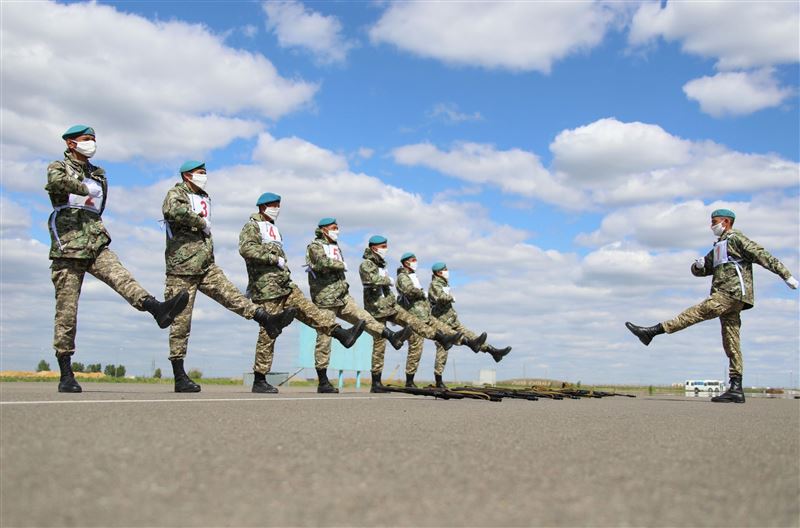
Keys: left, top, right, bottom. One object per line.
{"left": 257, "top": 221, "right": 282, "bottom": 244}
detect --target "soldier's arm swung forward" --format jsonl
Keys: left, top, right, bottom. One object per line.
{"left": 428, "top": 278, "right": 453, "bottom": 305}
{"left": 396, "top": 272, "right": 425, "bottom": 300}
{"left": 239, "top": 221, "right": 282, "bottom": 267}
{"left": 45, "top": 161, "right": 90, "bottom": 196}
{"left": 162, "top": 186, "right": 206, "bottom": 231}
{"left": 306, "top": 240, "right": 345, "bottom": 273}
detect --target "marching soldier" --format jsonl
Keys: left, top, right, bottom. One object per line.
{"left": 429, "top": 262, "right": 512, "bottom": 388}
{"left": 626, "top": 209, "right": 797, "bottom": 403}
{"left": 46, "top": 125, "right": 190, "bottom": 393}
{"left": 360, "top": 237, "right": 462, "bottom": 392}
{"left": 395, "top": 252, "right": 465, "bottom": 388}
{"left": 305, "top": 218, "right": 408, "bottom": 393}
{"left": 162, "top": 161, "right": 295, "bottom": 392}
{"left": 239, "top": 193, "right": 366, "bottom": 393}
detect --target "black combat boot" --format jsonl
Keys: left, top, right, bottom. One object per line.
{"left": 141, "top": 290, "right": 190, "bottom": 329}
{"left": 332, "top": 320, "right": 366, "bottom": 348}
{"left": 434, "top": 373, "right": 447, "bottom": 389}
{"left": 316, "top": 368, "right": 339, "bottom": 394}
{"left": 435, "top": 331, "right": 462, "bottom": 351}
{"left": 466, "top": 332, "right": 488, "bottom": 353}
{"left": 171, "top": 359, "right": 201, "bottom": 393}
{"left": 405, "top": 373, "right": 417, "bottom": 388}
{"left": 383, "top": 326, "right": 413, "bottom": 350}
{"left": 253, "top": 307, "right": 297, "bottom": 339}
{"left": 252, "top": 372, "right": 278, "bottom": 394}
{"left": 484, "top": 345, "right": 512, "bottom": 363}
{"left": 57, "top": 355, "right": 82, "bottom": 393}
{"left": 625, "top": 322, "right": 665, "bottom": 346}
{"left": 711, "top": 375, "right": 745, "bottom": 403}
{"left": 370, "top": 371, "right": 388, "bottom": 393}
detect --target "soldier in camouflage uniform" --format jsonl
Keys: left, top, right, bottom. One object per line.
{"left": 46, "top": 125, "right": 190, "bottom": 393}
{"left": 626, "top": 209, "right": 797, "bottom": 403}
{"left": 162, "top": 161, "right": 295, "bottom": 393}
{"left": 360, "top": 238, "right": 461, "bottom": 392}
{"left": 395, "top": 252, "right": 464, "bottom": 388}
{"left": 239, "top": 192, "right": 366, "bottom": 393}
{"left": 305, "top": 218, "right": 408, "bottom": 393}
{"left": 428, "top": 262, "right": 512, "bottom": 388}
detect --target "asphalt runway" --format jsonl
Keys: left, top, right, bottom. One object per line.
{"left": 1, "top": 383, "right": 798, "bottom": 527}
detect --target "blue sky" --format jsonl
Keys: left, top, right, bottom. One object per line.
{"left": 1, "top": 1, "right": 798, "bottom": 386}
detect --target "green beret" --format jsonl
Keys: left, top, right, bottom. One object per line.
{"left": 400, "top": 252, "right": 416, "bottom": 262}
{"left": 318, "top": 217, "right": 337, "bottom": 227}
{"left": 257, "top": 192, "right": 281, "bottom": 205}
{"left": 62, "top": 125, "right": 95, "bottom": 139}
{"left": 369, "top": 235, "right": 387, "bottom": 246}
{"left": 432, "top": 262, "right": 447, "bottom": 272}
{"left": 711, "top": 208, "right": 735, "bottom": 220}
{"left": 179, "top": 160, "right": 205, "bottom": 174}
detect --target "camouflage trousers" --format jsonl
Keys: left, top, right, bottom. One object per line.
{"left": 371, "top": 305, "right": 438, "bottom": 374}
{"left": 165, "top": 264, "right": 258, "bottom": 360}
{"left": 432, "top": 318, "right": 481, "bottom": 376}
{"left": 51, "top": 249, "right": 150, "bottom": 356}
{"left": 314, "top": 295, "right": 385, "bottom": 369}
{"left": 405, "top": 315, "right": 459, "bottom": 375}
{"left": 253, "top": 285, "right": 338, "bottom": 374}
{"left": 662, "top": 292, "right": 746, "bottom": 377}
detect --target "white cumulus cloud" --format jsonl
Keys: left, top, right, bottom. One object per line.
{"left": 263, "top": 0, "right": 355, "bottom": 64}
{"left": 550, "top": 118, "right": 693, "bottom": 183}
{"left": 252, "top": 132, "right": 348, "bottom": 174}
{"left": 1, "top": 0, "right": 317, "bottom": 164}
{"left": 391, "top": 142, "right": 584, "bottom": 209}
{"left": 628, "top": 1, "right": 799, "bottom": 118}
{"left": 683, "top": 69, "right": 795, "bottom": 117}
{"left": 629, "top": 1, "right": 800, "bottom": 70}
{"left": 369, "top": 1, "right": 620, "bottom": 73}
{"left": 550, "top": 118, "right": 799, "bottom": 205}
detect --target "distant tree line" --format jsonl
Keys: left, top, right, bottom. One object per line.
{"left": 36, "top": 360, "right": 123, "bottom": 377}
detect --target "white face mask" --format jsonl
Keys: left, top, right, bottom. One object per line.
{"left": 711, "top": 222, "right": 726, "bottom": 237}
{"left": 264, "top": 206, "right": 280, "bottom": 221}
{"left": 374, "top": 247, "right": 388, "bottom": 259}
{"left": 407, "top": 260, "right": 418, "bottom": 271}
{"left": 325, "top": 228, "right": 339, "bottom": 242}
{"left": 190, "top": 171, "right": 208, "bottom": 191}
{"left": 441, "top": 270, "right": 450, "bottom": 280}
{"left": 73, "top": 140, "right": 96, "bottom": 158}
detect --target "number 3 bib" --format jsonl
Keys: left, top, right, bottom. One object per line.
{"left": 189, "top": 194, "right": 210, "bottom": 220}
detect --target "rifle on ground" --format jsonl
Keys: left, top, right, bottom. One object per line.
{"left": 381, "top": 385, "right": 502, "bottom": 402}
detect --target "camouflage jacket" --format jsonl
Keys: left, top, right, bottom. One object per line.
{"left": 305, "top": 229, "right": 348, "bottom": 308}
{"left": 359, "top": 248, "right": 397, "bottom": 319}
{"left": 45, "top": 151, "right": 111, "bottom": 260}
{"left": 162, "top": 181, "right": 214, "bottom": 276}
{"left": 239, "top": 213, "right": 292, "bottom": 302}
{"left": 396, "top": 267, "right": 430, "bottom": 321}
{"left": 429, "top": 275, "right": 457, "bottom": 324}
{"left": 694, "top": 228, "right": 792, "bottom": 309}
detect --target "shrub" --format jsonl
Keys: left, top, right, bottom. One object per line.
{"left": 115, "top": 365, "right": 126, "bottom": 378}
{"left": 187, "top": 369, "right": 203, "bottom": 379}
{"left": 153, "top": 368, "right": 162, "bottom": 379}
{"left": 72, "top": 362, "right": 85, "bottom": 373}
{"left": 104, "top": 364, "right": 116, "bottom": 377}
{"left": 36, "top": 360, "right": 50, "bottom": 372}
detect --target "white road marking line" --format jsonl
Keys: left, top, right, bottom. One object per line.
{"left": 0, "top": 395, "right": 416, "bottom": 406}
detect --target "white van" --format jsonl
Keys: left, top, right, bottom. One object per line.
{"left": 685, "top": 380, "right": 725, "bottom": 393}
